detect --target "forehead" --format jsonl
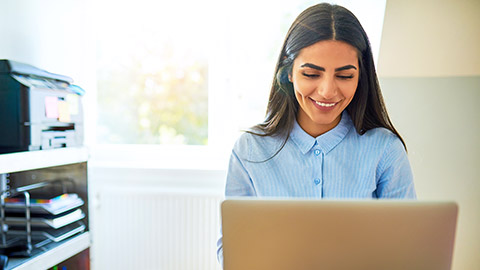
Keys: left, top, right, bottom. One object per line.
{"left": 295, "top": 40, "right": 359, "bottom": 67}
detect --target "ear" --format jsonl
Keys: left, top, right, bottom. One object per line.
{"left": 288, "top": 72, "right": 292, "bottom": 82}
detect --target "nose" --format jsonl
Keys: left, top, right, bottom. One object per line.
{"left": 317, "top": 76, "right": 337, "bottom": 100}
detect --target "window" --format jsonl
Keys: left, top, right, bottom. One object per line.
{"left": 96, "top": 0, "right": 210, "bottom": 145}
{"left": 93, "top": 0, "right": 386, "bottom": 163}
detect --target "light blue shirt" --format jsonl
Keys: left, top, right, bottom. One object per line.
{"left": 217, "top": 112, "right": 416, "bottom": 265}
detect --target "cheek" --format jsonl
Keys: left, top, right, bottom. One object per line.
{"left": 345, "top": 86, "right": 357, "bottom": 99}
{"left": 294, "top": 90, "right": 303, "bottom": 106}
{"left": 292, "top": 77, "right": 316, "bottom": 98}
{"left": 340, "top": 80, "right": 358, "bottom": 100}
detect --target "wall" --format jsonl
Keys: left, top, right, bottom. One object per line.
{"left": 378, "top": 1, "right": 480, "bottom": 269}
{"left": 378, "top": 0, "right": 480, "bottom": 77}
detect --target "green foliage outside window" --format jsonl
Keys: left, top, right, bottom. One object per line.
{"left": 97, "top": 43, "right": 208, "bottom": 145}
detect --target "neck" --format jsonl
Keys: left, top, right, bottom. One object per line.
{"left": 296, "top": 112, "right": 342, "bottom": 137}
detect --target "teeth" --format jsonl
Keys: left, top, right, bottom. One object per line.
{"left": 316, "top": 101, "right": 336, "bottom": 107}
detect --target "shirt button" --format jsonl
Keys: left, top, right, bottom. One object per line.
{"left": 314, "top": 178, "right": 321, "bottom": 185}
{"left": 314, "top": 149, "right": 321, "bottom": 156}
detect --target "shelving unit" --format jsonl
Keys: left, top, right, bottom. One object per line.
{"left": 6, "top": 233, "right": 89, "bottom": 270}
{"left": 0, "top": 147, "right": 89, "bottom": 175}
{"left": 0, "top": 147, "right": 90, "bottom": 270}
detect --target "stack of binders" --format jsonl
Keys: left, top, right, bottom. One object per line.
{"left": 2, "top": 193, "right": 86, "bottom": 256}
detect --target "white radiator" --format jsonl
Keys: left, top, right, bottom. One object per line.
{"left": 91, "top": 186, "right": 223, "bottom": 270}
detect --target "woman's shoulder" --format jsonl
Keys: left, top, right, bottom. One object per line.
{"left": 234, "top": 131, "right": 284, "bottom": 150}
{"left": 341, "top": 112, "right": 399, "bottom": 146}
{"left": 358, "top": 127, "right": 406, "bottom": 154}
{"left": 362, "top": 127, "right": 397, "bottom": 140}
{"left": 233, "top": 130, "right": 285, "bottom": 160}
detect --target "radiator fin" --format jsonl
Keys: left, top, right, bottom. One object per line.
{"left": 92, "top": 187, "right": 223, "bottom": 270}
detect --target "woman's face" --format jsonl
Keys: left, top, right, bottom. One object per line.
{"left": 290, "top": 40, "right": 359, "bottom": 137}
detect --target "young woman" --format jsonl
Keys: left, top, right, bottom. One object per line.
{"left": 217, "top": 2, "right": 416, "bottom": 265}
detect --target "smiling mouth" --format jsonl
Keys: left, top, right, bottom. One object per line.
{"left": 314, "top": 100, "right": 338, "bottom": 107}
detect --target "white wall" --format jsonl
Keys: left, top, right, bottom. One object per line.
{"left": 378, "top": 0, "right": 480, "bottom": 77}
{"left": 378, "top": 1, "right": 480, "bottom": 269}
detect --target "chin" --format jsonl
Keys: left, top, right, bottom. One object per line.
{"left": 313, "top": 112, "right": 340, "bottom": 123}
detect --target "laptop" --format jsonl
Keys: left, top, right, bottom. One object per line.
{"left": 221, "top": 199, "right": 458, "bottom": 270}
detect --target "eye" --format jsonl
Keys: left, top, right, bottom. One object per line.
{"left": 337, "top": 75, "right": 354, "bottom": 80}
{"left": 302, "top": 72, "right": 319, "bottom": 78}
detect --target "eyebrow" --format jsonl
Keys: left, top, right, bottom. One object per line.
{"left": 300, "top": 63, "right": 357, "bottom": 72}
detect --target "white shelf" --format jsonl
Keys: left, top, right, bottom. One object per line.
{"left": 7, "top": 232, "right": 90, "bottom": 270}
{"left": 1, "top": 147, "right": 90, "bottom": 269}
{"left": 0, "top": 147, "right": 89, "bottom": 174}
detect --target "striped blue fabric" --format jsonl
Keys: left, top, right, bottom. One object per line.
{"left": 225, "top": 111, "right": 416, "bottom": 199}
{"left": 217, "top": 112, "right": 416, "bottom": 265}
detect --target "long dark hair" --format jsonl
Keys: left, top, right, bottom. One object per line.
{"left": 249, "top": 3, "right": 406, "bottom": 154}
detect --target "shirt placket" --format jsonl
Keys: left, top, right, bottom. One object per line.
{"left": 313, "top": 148, "right": 324, "bottom": 198}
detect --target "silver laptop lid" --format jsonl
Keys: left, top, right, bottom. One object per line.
{"left": 221, "top": 199, "right": 458, "bottom": 270}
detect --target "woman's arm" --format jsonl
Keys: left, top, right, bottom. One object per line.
{"left": 225, "top": 149, "right": 257, "bottom": 197}
{"left": 218, "top": 136, "right": 257, "bottom": 267}
{"left": 375, "top": 136, "right": 417, "bottom": 199}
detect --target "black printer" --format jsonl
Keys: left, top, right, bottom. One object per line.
{"left": 0, "top": 60, "right": 84, "bottom": 154}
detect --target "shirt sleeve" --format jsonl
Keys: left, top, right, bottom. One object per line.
{"left": 217, "top": 135, "right": 257, "bottom": 268}
{"left": 375, "top": 136, "right": 417, "bottom": 199}
{"left": 225, "top": 149, "right": 257, "bottom": 197}
{"left": 217, "top": 234, "right": 224, "bottom": 268}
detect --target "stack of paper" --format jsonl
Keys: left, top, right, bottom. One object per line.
{"left": 3, "top": 193, "right": 86, "bottom": 247}
{"left": 5, "top": 193, "right": 84, "bottom": 216}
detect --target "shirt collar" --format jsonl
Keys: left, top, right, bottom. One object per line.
{"left": 290, "top": 111, "right": 354, "bottom": 155}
